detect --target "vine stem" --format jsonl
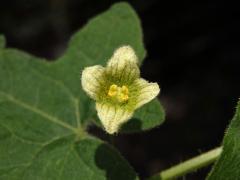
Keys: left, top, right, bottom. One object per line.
{"left": 147, "top": 147, "right": 222, "bottom": 180}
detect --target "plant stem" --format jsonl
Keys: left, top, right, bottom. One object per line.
{"left": 147, "top": 147, "right": 222, "bottom": 180}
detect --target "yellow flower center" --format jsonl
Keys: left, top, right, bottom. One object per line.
{"left": 108, "top": 84, "right": 129, "bottom": 102}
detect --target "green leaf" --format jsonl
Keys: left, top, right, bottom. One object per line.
{"left": 207, "top": 100, "right": 240, "bottom": 180}
{"left": 0, "top": 131, "right": 137, "bottom": 180}
{"left": 0, "top": 35, "right": 5, "bottom": 49}
{"left": 121, "top": 98, "right": 165, "bottom": 133}
{"left": 0, "top": 2, "right": 144, "bottom": 179}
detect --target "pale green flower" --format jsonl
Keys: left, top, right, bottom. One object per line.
{"left": 81, "top": 46, "right": 160, "bottom": 134}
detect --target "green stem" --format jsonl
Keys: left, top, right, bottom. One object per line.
{"left": 148, "top": 147, "right": 222, "bottom": 180}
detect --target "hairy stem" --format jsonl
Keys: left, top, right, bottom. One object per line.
{"left": 148, "top": 147, "right": 222, "bottom": 180}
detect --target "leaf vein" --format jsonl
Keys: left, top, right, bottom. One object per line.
{"left": 29, "top": 64, "right": 81, "bottom": 128}
{"left": 0, "top": 91, "right": 77, "bottom": 133}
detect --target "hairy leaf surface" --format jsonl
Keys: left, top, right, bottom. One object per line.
{"left": 208, "top": 100, "right": 240, "bottom": 180}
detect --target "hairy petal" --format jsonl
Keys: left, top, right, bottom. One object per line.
{"left": 134, "top": 78, "right": 160, "bottom": 109}
{"left": 106, "top": 46, "right": 140, "bottom": 83}
{"left": 81, "top": 65, "right": 105, "bottom": 100}
{"left": 96, "top": 102, "right": 133, "bottom": 134}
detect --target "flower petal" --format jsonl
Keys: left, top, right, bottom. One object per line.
{"left": 106, "top": 46, "right": 140, "bottom": 84}
{"left": 81, "top": 65, "right": 105, "bottom": 100}
{"left": 108, "top": 45, "right": 138, "bottom": 66}
{"left": 134, "top": 78, "right": 160, "bottom": 109}
{"left": 96, "top": 102, "right": 133, "bottom": 134}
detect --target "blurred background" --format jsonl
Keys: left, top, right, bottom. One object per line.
{"left": 1, "top": 0, "right": 239, "bottom": 179}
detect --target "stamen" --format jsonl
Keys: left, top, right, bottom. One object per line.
{"left": 108, "top": 84, "right": 118, "bottom": 97}
{"left": 119, "top": 94, "right": 129, "bottom": 102}
{"left": 121, "top": 85, "right": 129, "bottom": 94}
{"left": 108, "top": 84, "right": 129, "bottom": 102}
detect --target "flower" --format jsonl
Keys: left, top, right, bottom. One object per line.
{"left": 81, "top": 46, "right": 160, "bottom": 134}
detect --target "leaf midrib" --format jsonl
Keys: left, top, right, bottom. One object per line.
{"left": 28, "top": 62, "right": 81, "bottom": 129}
{"left": 0, "top": 91, "right": 78, "bottom": 133}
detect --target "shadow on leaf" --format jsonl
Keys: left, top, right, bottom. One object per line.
{"left": 95, "top": 143, "right": 138, "bottom": 180}
{"left": 121, "top": 118, "right": 142, "bottom": 133}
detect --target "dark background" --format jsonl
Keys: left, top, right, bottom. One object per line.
{"left": 1, "top": 0, "right": 239, "bottom": 179}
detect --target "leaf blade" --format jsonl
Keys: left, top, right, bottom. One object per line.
{"left": 207, "top": 100, "right": 240, "bottom": 180}
{"left": 121, "top": 98, "right": 165, "bottom": 133}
